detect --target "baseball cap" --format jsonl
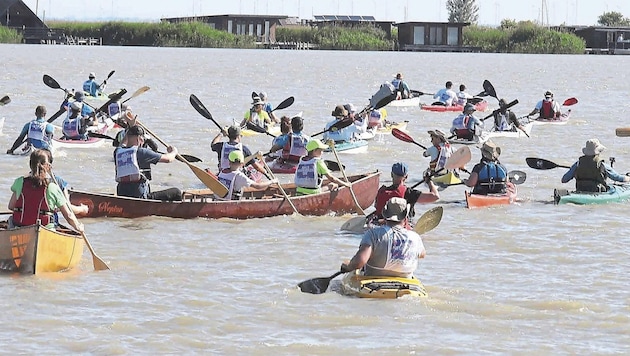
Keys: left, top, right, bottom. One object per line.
{"left": 391, "top": 162, "right": 409, "bottom": 177}
{"left": 228, "top": 150, "right": 245, "bottom": 163}
{"left": 306, "top": 139, "right": 328, "bottom": 152}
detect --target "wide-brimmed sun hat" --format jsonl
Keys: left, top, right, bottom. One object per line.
{"left": 382, "top": 197, "right": 409, "bottom": 222}
{"left": 481, "top": 140, "right": 502, "bottom": 161}
{"left": 428, "top": 129, "right": 447, "bottom": 143}
{"left": 331, "top": 105, "right": 348, "bottom": 118}
{"left": 582, "top": 139, "right": 606, "bottom": 156}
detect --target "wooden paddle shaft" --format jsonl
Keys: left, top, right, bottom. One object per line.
{"left": 328, "top": 143, "right": 366, "bottom": 215}
{"left": 259, "top": 155, "right": 300, "bottom": 215}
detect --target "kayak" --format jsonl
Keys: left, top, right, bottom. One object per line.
{"left": 324, "top": 139, "right": 368, "bottom": 154}
{"left": 554, "top": 184, "right": 630, "bottom": 205}
{"left": 83, "top": 89, "right": 126, "bottom": 103}
{"left": 449, "top": 131, "right": 490, "bottom": 146}
{"left": 486, "top": 121, "right": 534, "bottom": 139}
{"left": 421, "top": 100, "right": 488, "bottom": 112}
{"left": 51, "top": 118, "right": 115, "bottom": 150}
{"left": 356, "top": 121, "right": 409, "bottom": 141}
{"left": 387, "top": 96, "right": 420, "bottom": 107}
{"left": 465, "top": 182, "right": 517, "bottom": 208}
{"left": 432, "top": 171, "right": 461, "bottom": 185}
{"left": 531, "top": 109, "right": 571, "bottom": 126}
{"left": 340, "top": 270, "right": 427, "bottom": 299}
{"left": 267, "top": 158, "right": 298, "bottom": 174}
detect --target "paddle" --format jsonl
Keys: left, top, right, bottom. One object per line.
{"left": 121, "top": 86, "right": 150, "bottom": 105}
{"left": 413, "top": 205, "right": 444, "bottom": 234}
{"left": 480, "top": 99, "right": 518, "bottom": 121}
{"left": 410, "top": 90, "right": 434, "bottom": 96}
{"left": 189, "top": 94, "right": 226, "bottom": 135}
{"left": 0, "top": 95, "right": 10, "bottom": 106}
{"left": 562, "top": 97, "right": 578, "bottom": 106}
{"left": 99, "top": 70, "right": 115, "bottom": 89}
{"left": 271, "top": 96, "right": 294, "bottom": 112}
{"left": 327, "top": 139, "right": 365, "bottom": 215}
{"left": 525, "top": 157, "right": 570, "bottom": 170}
{"left": 410, "top": 146, "right": 472, "bottom": 190}
{"left": 392, "top": 128, "right": 427, "bottom": 150}
{"left": 50, "top": 170, "right": 110, "bottom": 271}
{"left": 482, "top": 80, "right": 498, "bottom": 101}
{"left": 257, "top": 152, "right": 299, "bottom": 215}
{"left": 135, "top": 119, "right": 229, "bottom": 197}
{"left": 300, "top": 205, "right": 443, "bottom": 294}
{"left": 436, "top": 170, "right": 527, "bottom": 190}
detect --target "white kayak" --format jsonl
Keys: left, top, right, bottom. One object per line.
{"left": 485, "top": 121, "right": 534, "bottom": 139}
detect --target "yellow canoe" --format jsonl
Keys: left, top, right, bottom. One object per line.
{"left": 0, "top": 221, "right": 84, "bottom": 274}
{"left": 340, "top": 270, "right": 427, "bottom": 299}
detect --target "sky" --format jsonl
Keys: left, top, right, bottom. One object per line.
{"left": 21, "top": 0, "right": 630, "bottom": 27}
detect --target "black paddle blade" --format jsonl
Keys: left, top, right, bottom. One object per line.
{"left": 189, "top": 94, "right": 213, "bottom": 121}
{"left": 0, "top": 95, "right": 10, "bottom": 106}
{"left": 87, "top": 132, "right": 114, "bottom": 140}
{"left": 298, "top": 277, "right": 332, "bottom": 294}
{"left": 246, "top": 121, "right": 267, "bottom": 133}
{"left": 526, "top": 157, "right": 558, "bottom": 170}
{"left": 483, "top": 80, "right": 497, "bottom": 99}
{"left": 106, "top": 70, "right": 115, "bottom": 79}
{"left": 177, "top": 154, "right": 202, "bottom": 163}
{"left": 43, "top": 74, "right": 61, "bottom": 90}
{"left": 324, "top": 160, "right": 343, "bottom": 171}
{"left": 373, "top": 94, "right": 395, "bottom": 110}
{"left": 251, "top": 91, "right": 258, "bottom": 100}
{"left": 508, "top": 170, "right": 527, "bottom": 184}
{"left": 273, "top": 96, "right": 295, "bottom": 111}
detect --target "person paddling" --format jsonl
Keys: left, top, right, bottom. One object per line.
{"left": 215, "top": 151, "right": 277, "bottom": 201}
{"left": 367, "top": 162, "right": 438, "bottom": 229}
{"left": 211, "top": 125, "right": 268, "bottom": 179}
{"left": 82, "top": 72, "right": 104, "bottom": 97}
{"left": 341, "top": 197, "right": 426, "bottom": 278}
{"left": 528, "top": 90, "right": 561, "bottom": 119}
{"left": 450, "top": 103, "right": 482, "bottom": 141}
{"left": 464, "top": 140, "right": 509, "bottom": 195}
{"left": 6, "top": 105, "right": 54, "bottom": 154}
{"left": 391, "top": 73, "right": 411, "bottom": 100}
{"left": 493, "top": 98, "right": 526, "bottom": 132}
{"left": 323, "top": 105, "right": 354, "bottom": 143}
{"left": 268, "top": 113, "right": 310, "bottom": 164}
{"left": 8, "top": 149, "right": 84, "bottom": 232}
{"left": 433, "top": 81, "right": 457, "bottom": 106}
{"left": 423, "top": 130, "right": 455, "bottom": 174}
{"left": 294, "top": 139, "right": 350, "bottom": 195}
{"left": 240, "top": 96, "right": 273, "bottom": 129}
{"left": 561, "top": 139, "right": 630, "bottom": 192}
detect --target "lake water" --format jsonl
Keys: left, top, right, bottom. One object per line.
{"left": 1, "top": 44, "right": 629, "bottom": 354}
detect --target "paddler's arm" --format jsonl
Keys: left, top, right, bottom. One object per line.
{"left": 341, "top": 243, "right": 372, "bottom": 272}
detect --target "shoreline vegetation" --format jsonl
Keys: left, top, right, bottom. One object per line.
{"left": 1, "top": 20, "right": 585, "bottom": 54}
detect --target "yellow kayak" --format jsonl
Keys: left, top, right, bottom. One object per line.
{"left": 239, "top": 124, "right": 281, "bottom": 137}
{"left": 432, "top": 171, "right": 461, "bottom": 185}
{"left": 340, "top": 270, "right": 427, "bottom": 299}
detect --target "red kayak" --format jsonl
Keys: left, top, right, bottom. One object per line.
{"left": 465, "top": 182, "right": 517, "bottom": 209}
{"left": 421, "top": 100, "right": 488, "bottom": 112}
{"left": 267, "top": 159, "right": 298, "bottom": 174}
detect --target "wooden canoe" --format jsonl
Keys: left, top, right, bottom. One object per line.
{"left": 0, "top": 222, "right": 84, "bottom": 274}
{"left": 69, "top": 171, "right": 381, "bottom": 219}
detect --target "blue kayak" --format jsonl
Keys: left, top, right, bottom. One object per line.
{"left": 554, "top": 184, "right": 630, "bottom": 205}
{"left": 324, "top": 139, "right": 368, "bottom": 154}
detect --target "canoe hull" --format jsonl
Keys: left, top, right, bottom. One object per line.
{"left": 340, "top": 270, "right": 427, "bottom": 299}
{"left": 324, "top": 140, "right": 368, "bottom": 154}
{"left": 531, "top": 110, "right": 571, "bottom": 126}
{"left": 0, "top": 222, "right": 84, "bottom": 274}
{"left": 465, "top": 183, "right": 517, "bottom": 209}
{"left": 70, "top": 171, "right": 381, "bottom": 219}
{"left": 486, "top": 122, "right": 534, "bottom": 139}
{"left": 554, "top": 185, "right": 630, "bottom": 205}
{"left": 387, "top": 97, "right": 420, "bottom": 107}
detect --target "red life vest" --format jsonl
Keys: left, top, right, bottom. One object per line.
{"left": 540, "top": 100, "right": 555, "bottom": 119}
{"left": 12, "top": 177, "right": 53, "bottom": 226}
{"left": 374, "top": 184, "right": 406, "bottom": 219}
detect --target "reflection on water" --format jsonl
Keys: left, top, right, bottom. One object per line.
{"left": 0, "top": 45, "right": 629, "bottom": 353}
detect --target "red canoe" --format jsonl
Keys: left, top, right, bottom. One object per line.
{"left": 69, "top": 171, "right": 380, "bottom": 219}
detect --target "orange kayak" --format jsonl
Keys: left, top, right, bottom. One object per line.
{"left": 465, "top": 182, "right": 517, "bottom": 209}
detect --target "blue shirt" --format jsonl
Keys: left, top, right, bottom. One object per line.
{"left": 21, "top": 118, "right": 54, "bottom": 150}
{"left": 561, "top": 162, "right": 627, "bottom": 183}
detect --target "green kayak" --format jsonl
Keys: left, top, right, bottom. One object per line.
{"left": 554, "top": 185, "right": 630, "bottom": 205}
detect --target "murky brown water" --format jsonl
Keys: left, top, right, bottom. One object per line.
{"left": 0, "top": 44, "right": 629, "bottom": 353}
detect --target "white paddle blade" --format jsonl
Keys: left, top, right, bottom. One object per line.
{"left": 444, "top": 146, "right": 472, "bottom": 170}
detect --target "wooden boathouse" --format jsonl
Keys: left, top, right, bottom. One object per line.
{"left": 395, "top": 21, "right": 479, "bottom": 52}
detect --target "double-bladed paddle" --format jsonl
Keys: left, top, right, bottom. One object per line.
{"left": 481, "top": 80, "right": 498, "bottom": 100}
{"left": 436, "top": 170, "right": 527, "bottom": 190}
{"left": 301, "top": 205, "right": 444, "bottom": 294}
{"left": 392, "top": 128, "right": 427, "bottom": 150}
{"left": 120, "top": 86, "right": 150, "bottom": 105}
{"left": 562, "top": 97, "right": 578, "bottom": 106}
{"left": 99, "top": 70, "right": 115, "bottom": 89}
{"left": 525, "top": 157, "right": 570, "bottom": 170}
{"left": 0, "top": 95, "right": 10, "bottom": 106}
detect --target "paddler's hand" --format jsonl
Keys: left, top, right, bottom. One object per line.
{"left": 340, "top": 263, "right": 353, "bottom": 273}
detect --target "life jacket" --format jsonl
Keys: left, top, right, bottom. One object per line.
{"left": 494, "top": 112, "right": 510, "bottom": 131}
{"left": 27, "top": 120, "right": 51, "bottom": 149}
{"left": 474, "top": 161, "right": 508, "bottom": 194}
{"left": 452, "top": 114, "right": 473, "bottom": 139}
{"left": 455, "top": 92, "right": 468, "bottom": 106}
{"left": 216, "top": 169, "right": 241, "bottom": 200}
{"left": 12, "top": 177, "right": 53, "bottom": 226}
{"left": 282, "top": 132, "right": 308, "bottom": 163}
{"left": 62, "top": 116, "right": 82, "bottom": 139}
{"left": 540, "top": 100, "right": 555, "bottom": 119}
{"left": 429, "top": 143, "right": 452, "bottom": 171}
{"left": 108, "top": 102, "right": 121, "bottom": 118}
{"left": 575, "top": 155, "right": 608, "bottom": 192}
{"left": 368, "top": 110, "right": 383, "bottom": 128}
{"left": 219, "top": 142, "right": 242, "bottom": 170}
{"left": 82, "top": 80, "right": 93, "bottom": 94}
{"left": 115, "top": 146, "right": 145, "bottom": 183}
{"left": 295, "top": 157, "right": 320, "bottom": 189}
{"left": 374, "top": 184, "right": 406, "bottom": 219}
